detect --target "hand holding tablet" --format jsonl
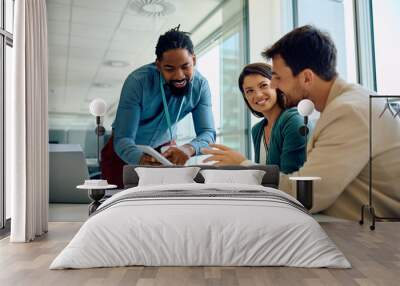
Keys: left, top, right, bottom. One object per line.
{"left": 137, "top": 145, "right": 173, "bottom": 166}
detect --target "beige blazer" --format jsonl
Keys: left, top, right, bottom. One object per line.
{"left": 280, "top": 78, "right": 400, "bottom": 220}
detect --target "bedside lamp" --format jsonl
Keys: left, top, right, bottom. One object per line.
{"left": 297, "top": 99, "right": 314, "bottom": 133}
{"left": 292, "top": 99, "right": 319, "bottom": 211}
{"left": 89, "top": 98, "right": 107, "bottom": 165}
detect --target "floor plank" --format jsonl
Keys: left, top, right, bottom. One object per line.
{"left": 0, "top": 222, "right": 399, "bottom": 286}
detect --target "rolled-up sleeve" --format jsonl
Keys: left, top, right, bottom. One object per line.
{"left": 113, "top": 76, "right": 144, "bottom": 164}
{"left": 190, "top": 80, "right": 216, "bottom": 154}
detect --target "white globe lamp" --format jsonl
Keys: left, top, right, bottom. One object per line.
{"left": 89, "top": 98, "right": 107, "bottom": 117}
{"left": 297, "top": 99, "right": 315, "bottom": 117}
{"left": 89, "top": 98, "right": 107, "bottom": 165}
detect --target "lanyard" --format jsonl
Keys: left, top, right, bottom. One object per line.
{"left": 159, "top": 75, "right": 186, "bottom": 142}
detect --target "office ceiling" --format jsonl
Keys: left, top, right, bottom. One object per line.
{"left": 46, "top": 0, "right": 223, "bottom": 128}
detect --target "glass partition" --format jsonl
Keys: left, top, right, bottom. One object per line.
{"left": 5, "top": 0, "right": 12, "bottom": 33}
{"left": 1, "top": 0, "right": 13, "bottom": 230}
{"left": 372, "top": 0, "right": 400, "bottom": 94}
{"left": 295, "top": 0, "right": 357, "bottom": 83}
{"left": 178, "top": 0, "right": 249, "bottom": 163}
{"left": 294, "top": 0, "right": 357, "bottom": 121}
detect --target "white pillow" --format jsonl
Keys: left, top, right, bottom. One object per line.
{"left": 135, "top": 167, "right": 201, "bottom": 186}
{"left": 200, "top": 169, "right": 266, "bottom": 185}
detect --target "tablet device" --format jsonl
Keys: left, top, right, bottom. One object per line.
{"left": 136, "top": 145, "right": 173, "bottom": 166}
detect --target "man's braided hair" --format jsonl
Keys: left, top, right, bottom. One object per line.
{"left": 155, "top": 25, "right": 194, "bottom": 60}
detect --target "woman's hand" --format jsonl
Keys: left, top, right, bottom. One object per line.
{"left": 201, "top": 144, "right": 247, "bottom": 166}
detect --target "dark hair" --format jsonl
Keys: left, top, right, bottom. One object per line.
{"left": 262, "top": 25, "right": 337, "bottom": 81}
{"left": 155, "top": 25, "right": 194, "bottom": 60}
{"left": 238, "top": 63, "right": 286, "bottom": 118}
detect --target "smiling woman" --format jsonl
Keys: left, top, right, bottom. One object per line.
{"left": 202, "top": 63, "right": 308, "bottom": 174}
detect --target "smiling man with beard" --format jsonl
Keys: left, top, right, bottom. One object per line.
{"left": 101, "top": 26, "right": 216, "bottom": 188}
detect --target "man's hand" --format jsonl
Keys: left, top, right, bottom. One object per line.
{"left": 201, "top": 144, "right": 247, "bottom": 166}
{"left": 162, "top": 145, "right": 194, "bottom": 165}
{"left": 139, "top": 154, "right": 162, "bottom": 166}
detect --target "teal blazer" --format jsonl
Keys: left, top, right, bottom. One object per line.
{"left": 251, "top": 108, "right": 308, "bottom": 174}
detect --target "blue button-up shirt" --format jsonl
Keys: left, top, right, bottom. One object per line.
{"left": 112, "top": 63, "right": 216, "bottom": 164}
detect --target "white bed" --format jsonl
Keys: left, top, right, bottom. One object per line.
{"left": 50, "top": 183, "right": 350, "bottom": 269}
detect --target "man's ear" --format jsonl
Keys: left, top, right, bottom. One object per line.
{"left": 156, "top": 59, "right": 161, "bottom": 71}
{"left": 192, "top": 54, "right": 196, "bottom": 66}
{"left": 302, "top": 69, "right": 314, "bottom": 87}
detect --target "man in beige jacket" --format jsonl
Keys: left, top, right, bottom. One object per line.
{"left": 263, "top": 25, "right": 400, "bottom": 220}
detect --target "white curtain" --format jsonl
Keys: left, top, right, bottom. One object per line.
{"left": 10, "top": 0, "right": 49, "bottom": 242}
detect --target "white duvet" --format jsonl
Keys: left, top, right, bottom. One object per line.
{"left": 50, "top": 183, "right": 350, "bottom": 269}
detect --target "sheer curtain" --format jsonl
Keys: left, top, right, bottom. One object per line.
{"left": 9, "top": 0, "right": 49, "bottom": 242}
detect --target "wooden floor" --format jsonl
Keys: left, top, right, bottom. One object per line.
{"left": 0, "top": 221, "right": 399, "bottom": 286}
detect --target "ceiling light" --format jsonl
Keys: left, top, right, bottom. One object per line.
{"left": 103, "top": 60, "right": 130, "bottom": 68}
{"left": 130, "top": 0, "right": 175, "bottom": 17}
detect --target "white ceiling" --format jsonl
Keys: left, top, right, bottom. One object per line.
{"left": 47, "top": 0, "right": 223, "bottom": 128}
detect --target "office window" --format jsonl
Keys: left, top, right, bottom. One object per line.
{"left": 1, "top": 0, "right": 14, "bottom": 229}
{"left": 5, "top": 44, "right": 11, "bottom": 220}
{"left": 5, "top": 0, "right": 12, "bottom": 33}
{"left": 293, "top": 0, "right": 357, "bottom": 122}
{"left": 372, "top": 0, "right": 400, "bottom": 94}
{"left": 295, "top": 0, "right": 357, "bottom": 83}
{"left": 0, "top": 37, "right": 3, "bottom": 229}
{"left": 178, "top": 0, "right": 249, "bottom": 159}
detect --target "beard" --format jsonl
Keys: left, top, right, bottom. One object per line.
{"left": 281, "top": 88, "right": 308, "bottom": 108}
{"left": 284, "top": 95, "right": 298, "bottom": 108}
{"left": 167, "top": 78, "right": 191, "bottom": 96}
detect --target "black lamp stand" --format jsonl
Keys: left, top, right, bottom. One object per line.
{"left": 95, "top": 116, "right": 105, "bottom": 166}
{"left": 88, "top": 189, "right": 106, "bottom": 215}
{"left": 296, "top": 180, "right": 313, "bottom": 210}
{"left": 298, "top": 116, "right": 309, "bottom": 161}
{"left": 294, "top": 116, "right": 314, "bottom": 210}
